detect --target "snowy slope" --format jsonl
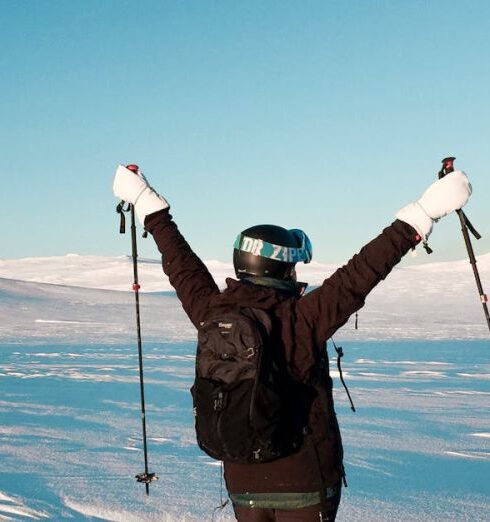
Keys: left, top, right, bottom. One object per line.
{"left": 1, "top": 252, "right": 489, "bottom": 295}
{"left": 1, "top": 253, "right": 489, "bottom": 341}
{"left": 0, "top": 256, "right": 489, "bottom": 520}
{"left": 0, "top": 254, "right": 339, "bottom": 292}
{"left": 0, "top": 278, "right": 194, "bottom": 345}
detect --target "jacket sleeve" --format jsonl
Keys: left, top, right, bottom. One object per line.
{"left": 297, "top": 220, "right": 420, "bottom": 344}
{"left": 144, "top": 209, "right": 220, "bottom": 327}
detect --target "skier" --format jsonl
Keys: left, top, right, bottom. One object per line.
{"left": 113, "top": 164, "right": 471, "bottom": 521}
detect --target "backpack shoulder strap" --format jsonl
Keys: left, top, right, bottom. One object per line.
{"left": 241, "top": 307, "right": 273, "bottom": 336}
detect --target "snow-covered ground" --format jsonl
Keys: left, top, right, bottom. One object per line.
{"left": 0, "top": 254, "right": 489, "bottom": 520}
{"left": 2, "top": 252, "right": 490, "bottom": 296}
{"left": 1, "top": 252, "right": 489, "bottom": 341}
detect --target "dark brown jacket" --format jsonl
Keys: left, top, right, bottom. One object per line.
{"left": 145, "top": 209, "right": 419, "bottom": 497}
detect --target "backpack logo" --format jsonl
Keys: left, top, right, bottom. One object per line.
{"left": 217, "top": 322, "right": 232, "bottom": 329}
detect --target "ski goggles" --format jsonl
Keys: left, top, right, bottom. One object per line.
{"left": 234, "top": 229, "right": 312, "bottom": 264}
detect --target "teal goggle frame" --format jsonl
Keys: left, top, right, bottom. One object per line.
{"left": 234, "top": 229, "right": 312, "bottom": 264}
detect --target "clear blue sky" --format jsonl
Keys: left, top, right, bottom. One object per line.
{"left": 2, "top": 0, "right": 489, "bottom": 264}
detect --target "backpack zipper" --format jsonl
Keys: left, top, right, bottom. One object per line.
{"left": 214, "top": 391, "right": 231, "bottom": 459}
{"left": 248, "top": 340, "right": 262, "bottom": 424}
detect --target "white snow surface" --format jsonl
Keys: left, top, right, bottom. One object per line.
{"left": 1, "top": 255, "right": 489, "bottom": 520}
{"left": 1, "top": 253, "right": 490, "bottom": 341}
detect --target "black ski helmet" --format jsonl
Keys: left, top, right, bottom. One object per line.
{"left": 233, "top": 224, "right": 312, "bottom": 280}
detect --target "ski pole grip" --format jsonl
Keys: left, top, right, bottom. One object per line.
{"left": 438, "top": 156, "right": 455, "bottom": 179}
{"left": 126, "top": 164, "right": 140, "bottom": 173}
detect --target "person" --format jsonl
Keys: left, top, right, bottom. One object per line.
{"left": 113, "top": 164, "right": 471, "bottom": 521}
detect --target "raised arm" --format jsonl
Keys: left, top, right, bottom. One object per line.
{"left": 145, "top": 209, "right": 219, "bottom": 326}
{"left": 298, "top": 220, "right": 418, "bottom": 343}
{"left": 298, "top": 170, "right": 472, "bottom": 343}
{"left": 113, "top": 165, "right": 219, "bottom": 326}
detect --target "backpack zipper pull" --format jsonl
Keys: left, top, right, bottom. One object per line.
{"left": 214, "top": 391, "right": 226, "bottom": 411}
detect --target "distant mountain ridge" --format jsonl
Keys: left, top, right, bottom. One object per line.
{"left": 0, "top": 254, "right": 338, "bottom": 291}
{"left": 1, "top": 252, "right": 489, "bottom": 293}
{"left": 1, "top": 253, "right": 489, "bottom": 340}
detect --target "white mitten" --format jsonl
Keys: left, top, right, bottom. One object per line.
{"left": 113, "top": 165, "right": 169, "bottom": 225}
{"left": 396, "top": 171, "right": 471, "bottom": 240}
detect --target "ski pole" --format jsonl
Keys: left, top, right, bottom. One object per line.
{"left": 116, "top": 164, "right": 158, "bottom": 495}
{"left": 438, "top": 157, "right": 490, "bottom": 334}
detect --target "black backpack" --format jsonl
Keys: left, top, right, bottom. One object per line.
{"left": 191, "top": 305, "right": 314, "bottom": 464}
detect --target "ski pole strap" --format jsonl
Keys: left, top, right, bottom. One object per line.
{"left": 116, "top": 201, "right": 126, "bottom": 234}
{"left": 116, "top": 201, "right": 149, "bottom": 238}
{"left": 461, "top": 213, "right": 482, "bottom": 240}
{"left": 422, "top": 240, "right": 433, "bottom": 255}
{"left": 438, "top": 157, "right": 481, "bottom": 240}
{"left": 116, "top": 201, "right": 132, "bottom": 234}
{"left": 331, "top": 339, "right": 356, "bottom": 412}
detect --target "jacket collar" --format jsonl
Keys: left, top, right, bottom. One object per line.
{"left": 216, "top": 277, "right": 305, "bottom": 310}
{"left": 240, "top": 276, "right": 307, "bottom": 296}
